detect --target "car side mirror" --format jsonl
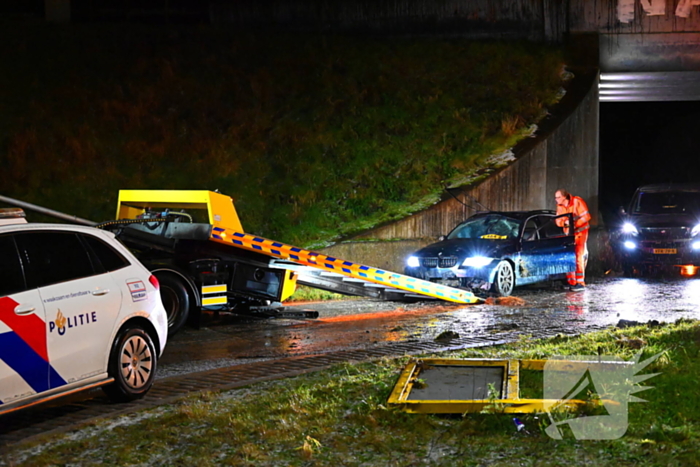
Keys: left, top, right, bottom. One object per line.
{"left": 618, "top": 206, "right": 626, "bottom": 215}
{"left": 438, "top": 235, "right": 446, "bottom": 241}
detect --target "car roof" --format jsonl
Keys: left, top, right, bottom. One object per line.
{"left": 0, "top": 222, "right": 111, "bottom": 236}
{"left": 636, "top": 183, "right": 700, "bottom": 193}
{"left": 469, "top": 210, "right": 556, "bottom": 221}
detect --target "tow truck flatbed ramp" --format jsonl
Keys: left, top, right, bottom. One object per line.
{"left": 270, "top": 261, "right": 440, "bottom": 302}
{"left": 213, "top": 230, "right": 479, "bottom": 304}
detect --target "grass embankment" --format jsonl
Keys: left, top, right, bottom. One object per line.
{"left": 5, "top": 320, "right": 699, "bottom": 466}
{"left": 0, "top": 22, "right": 566, "bottom": 247}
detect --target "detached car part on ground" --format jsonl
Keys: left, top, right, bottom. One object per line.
{"left": 0, "top": 208, "right": 168, "bottom": 415}
{"left": 404, "top": 210, "right": 576, "bottom": 297}
{"left": 614, "top": 183, "right": 700, "bottom": 277}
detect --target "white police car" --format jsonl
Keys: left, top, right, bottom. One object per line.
{"left": 0, "top": 208, "right": 168, "bottom": 415}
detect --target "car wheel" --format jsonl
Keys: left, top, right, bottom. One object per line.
{"left": 103, "top": 327, "right": 157, "bottom": 402}
{"left": 491, "top": 260, "right": 515, "bottom": 297}
{"left": 157, "top": 272, "right": 191, "bottom": 335}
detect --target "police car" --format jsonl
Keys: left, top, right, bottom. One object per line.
{"left": 0, "top": 208, "right": 168, "bottom": 415}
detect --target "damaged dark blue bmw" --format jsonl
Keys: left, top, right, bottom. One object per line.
{"left": 404, "top": 210, "right": 576, "bottom": 297}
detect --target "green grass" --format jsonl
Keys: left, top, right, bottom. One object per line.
{"left": 5, "top": 320, "right": 699, "bottom": 466}
{"left": 0, "top": 21, "right": 567, "bottom": 247}
{"left": 283, "top": 285, "right": 349, "bottom": 302}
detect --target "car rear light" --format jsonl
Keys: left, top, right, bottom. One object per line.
{"left": 148, "top": 274, "right": 160, "bottom": 290}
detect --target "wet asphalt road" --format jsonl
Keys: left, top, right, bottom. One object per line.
{"left": 157, "top": 274, "right": 700, "bottom": 378}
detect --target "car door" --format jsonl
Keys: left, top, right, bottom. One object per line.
{"left": 519, "top": 214, "right": 575, "bottom": 278}
{"left": 15, "top": 231, "right": 122, "bottom": 388}
{"left": 0, "top": 234, "right": 58, "bottom": 406}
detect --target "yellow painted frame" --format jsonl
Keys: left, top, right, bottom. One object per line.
{"left": 116, "top": 189, "right": 244, "bottom": 233}
{"left": 388, "top": 358, "right": 625, "bottom": 414}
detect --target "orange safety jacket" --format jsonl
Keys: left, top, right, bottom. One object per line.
{"left": 555, "top": 196, "right": 591, "bottom": 235}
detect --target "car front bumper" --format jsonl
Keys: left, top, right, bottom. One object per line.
{"left": 618, "top": 237, "right": 700, "bottom": 267}
{"left": 404, "top": 264, "right": 498, "bottom": 290}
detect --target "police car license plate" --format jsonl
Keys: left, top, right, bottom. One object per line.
{"left": 653, "top": 248, "right": 677, "bottom": 254}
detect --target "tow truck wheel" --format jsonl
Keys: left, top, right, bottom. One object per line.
{"left": 491, "top": 260, "right": 514, "bottom": 297}
{"left": 157, "top": 273, "right": 191, "bottom": 335}
{"left": 103, "top": 327, "right": 157, "bottom": 402}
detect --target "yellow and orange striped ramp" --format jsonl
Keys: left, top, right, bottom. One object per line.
{"left": 210, "top": 227, "right": 479, "bottom": 304}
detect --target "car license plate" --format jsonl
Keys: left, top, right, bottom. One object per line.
{"left": 653, "top": 248, "right": 677, "bottom": 254}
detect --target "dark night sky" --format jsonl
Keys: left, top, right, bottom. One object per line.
{"left": 599, "top": 101, "right": 700, "bottom": 225}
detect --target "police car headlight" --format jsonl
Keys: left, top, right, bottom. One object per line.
{"left": 462, "top": 256, "right": 494, "bottom": 268}
{"left": 691, "top": 224, "right": 700, "bottom": 237}
{"left": 406, "top": 256, "right": 421, "bottom": 268}
{"left": 692, "top": 241, "right": 700, "bottom": 251}
{"left": 621, "top": 222, "right": 638, "bottom": 235}
{"left": 623, "top": 241, "right": 636, "bottom": 250}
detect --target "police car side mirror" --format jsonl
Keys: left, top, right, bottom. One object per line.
{"left": 438, "top": 235, "right": 446, "bottom": 241}
{"left": 618, "top": 206, "right": 626, "bottom": 215}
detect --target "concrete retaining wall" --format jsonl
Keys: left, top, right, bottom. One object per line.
{"left": 209, "top": 0, "right": 568, "bottom": 41}
{"left": 210, "top": 0, "right": 700, "bottom": 41}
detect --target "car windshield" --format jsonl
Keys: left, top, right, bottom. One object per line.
{"left": 447, "top": 215, "right": 520, "bottom": 240}
{"left": 632, "top": 191, "right": 700, "bottom": 215}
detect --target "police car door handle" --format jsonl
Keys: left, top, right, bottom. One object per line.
{"left": 14, "top": 305, "right": 36, "bottom": 315}
{"left": 92, "top": 288, "right": 110, "bottom": 296}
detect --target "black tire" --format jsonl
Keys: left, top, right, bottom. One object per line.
{"left": 491, "top": 260, "right": 515, "bottom": 297}
{"left": 103, "top": 327, "right": 157, "bottom": 402}
{"left": 157, "top": 272, "right": 191, "bottom": 335}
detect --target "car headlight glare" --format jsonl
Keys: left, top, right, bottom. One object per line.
{"left": 462, "top": 256, "right": 494, "bottom": 268}
{"left": 621, "top": 222, "right": 638, "bottom": 235}
{"left": 406, "top": 256, "right": 421, "bottom": 268}
{"left": 623, "top": 240, "right": 636, "bottom": 250}
{"left": 691, "top": 224, "right": 700, "bottom": 237}
{"left": 692, "top": 241, "right": 700, "bottom": 251}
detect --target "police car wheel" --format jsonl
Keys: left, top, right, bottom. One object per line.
{"left": 103, "top": 327, "right": 157, "bottom": 403}
{"left": 157, "top": 273, "right": 191, "bottom": 335}
{"left": 491, "top": 260, "right": 514, "bottom": 297}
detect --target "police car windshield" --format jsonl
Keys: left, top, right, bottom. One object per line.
{"left": 633, "top": 191, "right": 700, "bottom": 215}
{"left": 447, "top": 215, "right": 520, "bottom": 240}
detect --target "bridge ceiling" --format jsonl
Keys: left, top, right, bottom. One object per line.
{"left": 599, "top": 71, "right": 700, "bottom": 102}
{"left": 598, "top": 31, "right": 700, "bottom": 102}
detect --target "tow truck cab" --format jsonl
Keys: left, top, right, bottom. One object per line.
{"left": 101, "top": 190, "right": 297, "bottom": 333}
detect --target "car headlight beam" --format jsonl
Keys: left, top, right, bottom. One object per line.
{"left": 691, "top": 224, "right": 700, "bottom": 237}
{"left": 406, "top": 256, "right": 421, "bottom": 268}
{"left": 462, "top": 256, "right": 494, "bottom": 268}
{"left": 621, "top": 222, "right": 638, "bottom": 235}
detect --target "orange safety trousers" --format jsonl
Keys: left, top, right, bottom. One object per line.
{"left": 567, "top": 231, "right": 589, "bottom": 286}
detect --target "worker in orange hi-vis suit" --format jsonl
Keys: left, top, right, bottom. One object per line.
{"left": 554, "top": 189, "right": 591, "bottom": 291}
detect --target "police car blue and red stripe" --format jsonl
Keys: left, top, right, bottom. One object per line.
{"left": 0, "top": 208, "right": 168, "bottom": 415}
